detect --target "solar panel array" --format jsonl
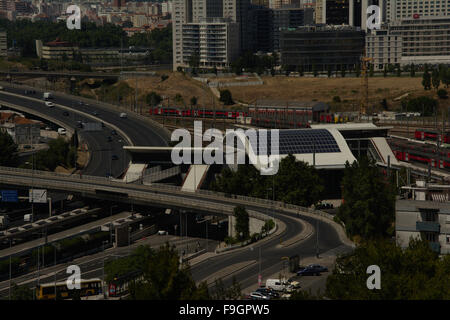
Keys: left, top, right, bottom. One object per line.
{"left": 249, "top": 129, "right": 341, "bottom": 155}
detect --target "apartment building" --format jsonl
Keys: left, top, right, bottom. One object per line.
{"left": 173, "top": 0, "right": 247, "bottom": 70}
{"left": 387, "top": 0, "right": 450, "bottom": 22}
{"left": 367, "top": 16, "right": 450, "bottom": 69}
{"left": 182, "top": 18, "right": 240, "bottom": 68}
{"left": 396, "top": 180, "right": 450, "bottom": 255}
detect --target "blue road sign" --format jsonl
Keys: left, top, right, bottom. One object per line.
{"left": 1, "top": 190, "right": 18, "bottom": 203}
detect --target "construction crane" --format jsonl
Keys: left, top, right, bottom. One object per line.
{"left": 360, "top": 54, "right": 373, "bottom": 120}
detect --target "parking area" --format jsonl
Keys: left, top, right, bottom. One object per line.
{"left": 243, "top": 255, "right": 337, "bottom": 299}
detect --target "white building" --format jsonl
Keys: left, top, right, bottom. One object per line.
{"left": 173, "top": 0, "right": 244, "bottom": 70}
{"left": 366, "top": 16, "right": 450, "bottom": 69}
{"left": 396, "top": 180, "right": 450, "bottom": 255}
{"left": 386, "top": 0, "right": 450, "bottom": 22}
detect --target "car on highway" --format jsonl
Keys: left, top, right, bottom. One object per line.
{"left": 297, "top": 264, "right": 328, "bottom": 276}
{"left": 120, "top": 112, "right": 127, "bottom": 118}
{"left": 249, "top": 292, "right": 271, "bottom": 300}
{"left": 0, "top": 86, "right": 4, "bottom": 90}
{"left": 111, "top": 154, "right": 119, "bottom": 160}
{"left": 92, "top": 111, "right": 99, "bottom": 116}
{"left": 45, "top": 101, "right": 54, "bottom": 107}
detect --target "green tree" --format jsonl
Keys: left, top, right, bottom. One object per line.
{"left": 146, "top": 91, "right": 162, "bottom": 107}
{"left": 190, "top": 96, "right": 198, "bottom": 107}
{"left": 337, "top": 157, "right": 396, "bottom": 240}
{"left": 369, "top": 64, "right": 374, "bottom": 77}
{"left": 437, "top": 89, "right": 448, "bottom": 99}
{"left": 327, "top": 65, "right": 332, "bottom": 78}
{"left": 422, "top": 70, "right": 432, "bottom": 90}
{"left": 0, "top": 130, "right": 18, "bottom": 166}
{"left": 407, "top": 96, "right": 438, "bottom": 116}
{"left": 312, "top": 65, "right": 318, "bottom": 77}
{"left": 122, "top": 244, "right": 210, "bottom": 300}
{"left": 410, "top": 63, "right": 416, "bottom": 77}
{"left": 219, "top": 90, "right": 234, "bottom": 105}
{"left": 395, "top": 63, "right": 401, "bottom": 77}
{"left": 9, "top": 283, "right": 34, "bottom": 300}
{"left": 432, "top": 69, "right": 441, "bottom": 90}
{"left": 234, "top": 206, "right": 249, "bottom": 241}
{"left": 355, "top": 64, "right": 361, "bottom": 78}
{"left": 326, "top": 239, "right": 450, "bottom": 300}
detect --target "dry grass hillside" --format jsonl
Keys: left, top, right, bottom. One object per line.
{"left": 124, "top": 72, "right": 221, "bottom": 108}
{"left": 228, "top": 76, "right": 435, "bottom": 111}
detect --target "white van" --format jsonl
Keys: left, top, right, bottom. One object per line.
{"left": 119, "top": 112, "right": 127, "bottom": 118}
{"left": 265, "top": 279, "right": 287, "bottom": 292}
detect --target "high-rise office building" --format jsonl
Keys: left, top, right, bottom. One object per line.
{"left": 315, "top": 0, "right": 385, "bottom": 30}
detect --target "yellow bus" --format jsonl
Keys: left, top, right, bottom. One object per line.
{"left": 36, "top": 278, "right": 103, "bottom": 300}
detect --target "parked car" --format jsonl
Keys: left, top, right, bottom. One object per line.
{"left": 63, "top": 111, "right": 69, "bottom": 116}
{"left": 111, "top": 154, "right": 118, "bottom": 160}
{"left": 249, "top": 292, "right": 270, "bottom": 300}
{"left": 107, "top": 136, "right": 112, "bottom": 142}
{"left": 45, "top": 101, "right": 54, "bottom": 107}
{"left": 255, "top": 288, "right": 279, "bottom": 298}
{"left": 111, "top": 130, "right": 117, "bottom": 135}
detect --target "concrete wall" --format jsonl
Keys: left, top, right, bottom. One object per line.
{"left": 228, "top": 215, "right": 266, "bottom": 238}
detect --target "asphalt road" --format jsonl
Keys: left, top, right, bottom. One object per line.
{"left": 0, "top": 84, "right": 168, "bottom": 177}
{"left": 0, "top": 207, "right": 351, "bottom": 299}
{"left": 190, "top": 210, "right": 351, "bottom": 292}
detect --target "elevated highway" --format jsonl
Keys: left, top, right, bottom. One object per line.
{"left": 0, "top": 165, "right": 351, "bottom": 249}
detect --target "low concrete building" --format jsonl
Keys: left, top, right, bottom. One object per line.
{"left": 396, "top": 180, "right": 450, "bottom": 255}
{"left": 0, "top": 112, "right": 41, "bottom": 144}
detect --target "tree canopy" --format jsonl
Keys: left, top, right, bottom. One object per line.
{"left": 211, "top": 155, "right": 324, "bottom": 207}
{"left": 325, "top": 239, "right": 450, "bottom": 300}
{"left": 337, "top": 157, "right": 395, "bottom": 240}
{"left": 0, "top": 130, "right": 18, "bottom": 166}
{"left": 107, "top": 244, "right": 209, "bottom": 300}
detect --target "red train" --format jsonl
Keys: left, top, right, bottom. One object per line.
{"left": 415, "top": 129, "right": 450, "bottom": 144}
{"left": 149, "top": 107, "right": 247, "bottom": 119}
{"left": 394, "top": 150, "right": 450, "bottom": 169}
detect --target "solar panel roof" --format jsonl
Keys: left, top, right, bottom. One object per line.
{"left": 250, "top": 129, "right": 341, "bottom": 155}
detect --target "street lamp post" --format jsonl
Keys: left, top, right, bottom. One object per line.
{"left": 8, "top": 238, "right": 14, "bottom": 300}
{"left": 52, "top": 243, "right": 57, "bottom": 300}
{"left": 102, "top": 240, "right": 108, "bottom": 299}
